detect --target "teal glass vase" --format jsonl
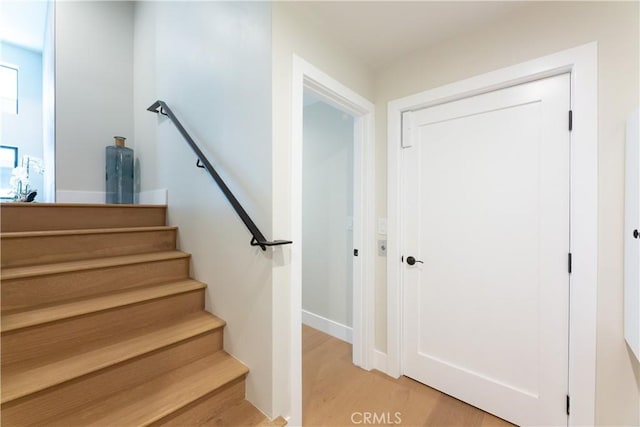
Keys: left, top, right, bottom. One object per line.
{"left": 105, "top": 136, "right": 134, "bottom": 204}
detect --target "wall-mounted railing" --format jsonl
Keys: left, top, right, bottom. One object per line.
{"left": 148, "top": 100, "right": 292, "bottom": 251}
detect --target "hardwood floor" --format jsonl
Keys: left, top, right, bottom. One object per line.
{"left": 302, "top": 325, "right": 515, "bottom": 427}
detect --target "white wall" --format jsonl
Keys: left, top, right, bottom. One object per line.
{"left": 1, "top": 42, "right": 44, "bottom": 199}
{"left": 133, "top": 0, "right": 274, "bottom": 416}
{"left": 271, "top": 2, "right": 375, "bottom": 419}
{"left": 374, "top": 2, "right": 639, "bottom": 425}
{"left": 302, "top": 99, "right": 354, "bottom": 332}
{"left": 55, "top": 1, "right": 134, "bottom": 196}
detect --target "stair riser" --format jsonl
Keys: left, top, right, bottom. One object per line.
{"left": 152, "top": 378, "right": 246, "bottom": 427}
{"left": 1, "top": 332, "right": 223, "bottom": 426}
{"left": 1, "top": 258, "right": 190, "bottom": 312}
{"left": 2, "top": 290, "right": 205, "bottom": 366}
{"left": 1, "top": 229, "right": 177, "bottom": 268}
{"left": 1, "top": 204, "right": 167, "bottom": 232}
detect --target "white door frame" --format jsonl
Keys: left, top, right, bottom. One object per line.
{"left": 290, "top": 55, "right": 376, "bottom": 425}
{"left": 386, "top": 42, "right": 598, "bottom": 426}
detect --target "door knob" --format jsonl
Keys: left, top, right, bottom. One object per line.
{"left": 634, "top": 229, "right": 639, "bottom": 239}
{"left": 406, "top": 256, "right": 423, "bottom": 265}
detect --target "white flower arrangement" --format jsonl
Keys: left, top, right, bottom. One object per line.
{"left": 10, "top": 156, "right": 44, "bottom": 202}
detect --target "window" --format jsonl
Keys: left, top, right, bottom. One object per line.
{"left": 0, "top": 64, "right": 18, "bottom": 115}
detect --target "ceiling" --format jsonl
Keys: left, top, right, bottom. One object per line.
{"left": 0, "top": 0, "right": 49, "bottom": 52}
{"left": 0, "top": 1, "right": 529, "bottom": 63}
{"left": 288, "top": 1, "right": 529, "bottom": 69}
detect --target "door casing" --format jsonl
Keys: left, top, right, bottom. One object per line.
{"left": 289, "top": 55, "right": 376, "bottom": 426}
{"left": 386, "top": 42, "right": 598, "bottom": 427}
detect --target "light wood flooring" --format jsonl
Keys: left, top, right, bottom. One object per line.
{"left": 0, "top": 203, "right": 281, "bottom": 426}
{"left": 302, "top": 325, "right": 515, "bottom": 427}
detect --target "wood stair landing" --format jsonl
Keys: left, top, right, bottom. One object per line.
{"left": 0, "top": 203, "right": 283, "bottom": 427}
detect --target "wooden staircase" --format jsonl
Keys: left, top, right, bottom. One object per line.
{"left": 0, "top": 203, "right": 284, "bottom": 427}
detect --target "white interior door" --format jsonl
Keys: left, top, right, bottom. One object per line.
{"left": 402, "top": 74, "right": 571, "bottom": 426}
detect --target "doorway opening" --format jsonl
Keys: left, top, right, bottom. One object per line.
{"left": 301, "top": 92, "right": 355, "bottom": 343}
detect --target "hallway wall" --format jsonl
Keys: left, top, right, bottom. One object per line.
{"left": 133, "top": 0, "right": 274, "bottom": 416}
{"left": 302, "top": 99, "right": 354, "bottom": 335}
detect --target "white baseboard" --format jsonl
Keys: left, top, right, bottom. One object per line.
{"left": 372, "top": 349, "right": 388, "bottom": 374}
{"left": 56, "top": 190, "right": 105, "bottom": 203}
{"left": 302, "top": 310, "right": 352, "bottom": 344}
{"left": 55, "top": 189, "right": 167, "bottom": 205}
{"left": 138, "top": 189, "right": 167, "bottom": 205}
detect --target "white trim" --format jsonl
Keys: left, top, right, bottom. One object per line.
{"left": 138, "top": 189, "right": 168, "bottom": 205}
{"left": 302, "top": 310, "right": 353, "bottom": 344}
{"left": 386, "top": 42, "right": 598, "bottom": 427}
{"left": 56, "top": 190, "right": 105, "bottom": 203}
{"left": 56, "top": 189, "right": 168, "bottom": 205}
{"left": 372, "top": 349, "right": 388, "bottom": 373}
{"left": 291, "top": 55, "right": 376, "bottom": 427}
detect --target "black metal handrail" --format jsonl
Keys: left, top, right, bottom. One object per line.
{"left": 147, "top": 100, "right": 292, "bottom": 251}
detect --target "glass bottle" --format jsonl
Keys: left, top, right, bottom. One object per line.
{"left": 106, "top": 136, "right": 134, "bottom": 204}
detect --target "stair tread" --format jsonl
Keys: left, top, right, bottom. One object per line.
{"left": 0, "top": 250, "right": 189, "bottom": 280}
{"left": 49, "top": 351, "right": 248, "bottom": 427}
{"left": 1, "top": 312, "right": 225, "bottom": 403}
{"left": 0, "top": 225, "right": 178, "bottom": 239}
{"left": 1, "top": 280, "right": 206, "bottom": 332}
